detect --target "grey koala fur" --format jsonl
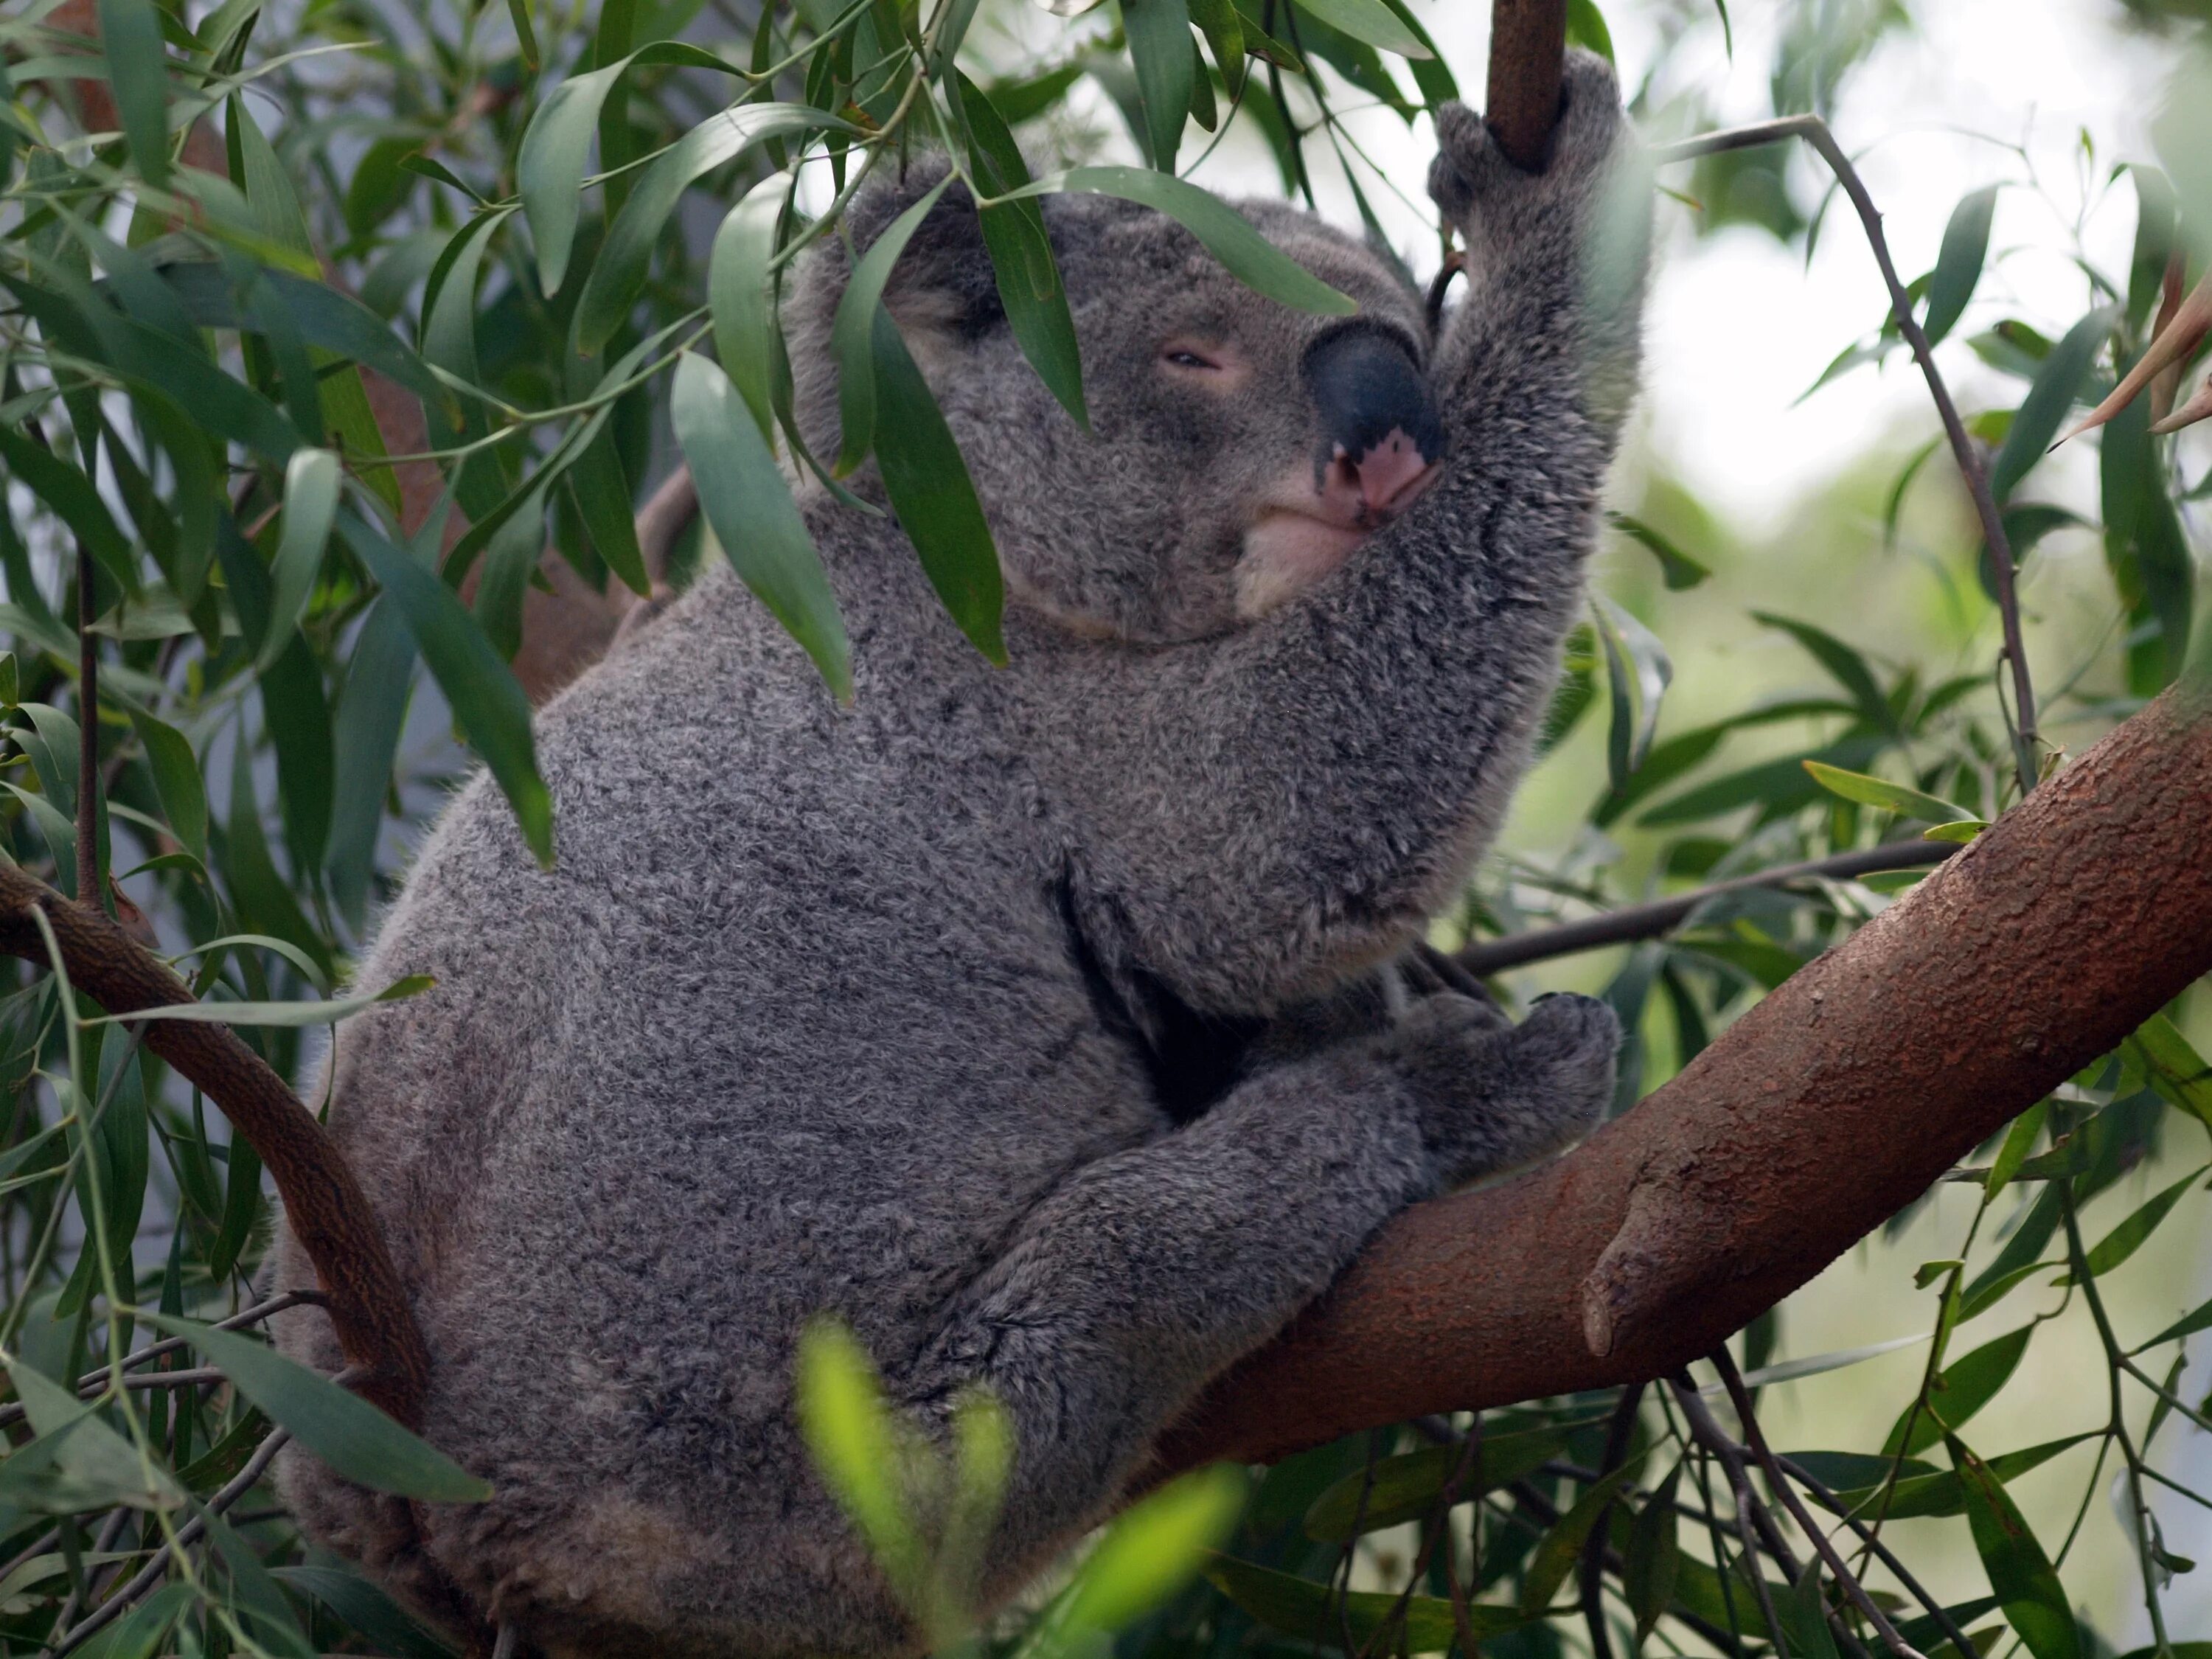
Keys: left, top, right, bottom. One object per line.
{"left": 270, "top": 52, "right": 1649, "bottom": 1659}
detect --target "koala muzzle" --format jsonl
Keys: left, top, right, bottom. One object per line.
{"left": 1301, "top": 327, "right": 1446, "bottom": 526}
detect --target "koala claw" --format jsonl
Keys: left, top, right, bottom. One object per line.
{"left": 1380, "top": 990, "right": 1619, "bottom": 1191}
{"left": 1426, "top": 49, "right": 1628, "bottom": 231}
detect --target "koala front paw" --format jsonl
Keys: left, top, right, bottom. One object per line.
{"left": 1378, "top": 990, "right": 1618, "bottom": 1191}
{"left": 1426, "top": 50, "right": 1629, "bottom": 235}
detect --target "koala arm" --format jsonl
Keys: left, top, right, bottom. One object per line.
{"left": 1062, "top": 54, "right": 1648, "bottom": 1015}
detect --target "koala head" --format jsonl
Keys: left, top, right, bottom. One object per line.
{"left": 785, "top": 161, "right": 1441, "bottom": 644}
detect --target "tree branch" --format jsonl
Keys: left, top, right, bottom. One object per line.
{"left": 1151, "top": 679, "right": 2212, "bottom": 1475}
{"left": 0, "top": 869, "right": 428, "bottom": 1427}
{"left": 1484, "top": 0, "right": 1568, "bottom": 170}
{"left": 1457, "top": 841, "right": 1956, "bottom": 975}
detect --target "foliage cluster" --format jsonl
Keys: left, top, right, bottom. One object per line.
{"left": 0, "top": 0, "right": 2207, "bottom": 1653}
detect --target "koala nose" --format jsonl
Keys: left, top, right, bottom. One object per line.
{"left": 1302, "top": 328, "right": 1445, "bottom": 524}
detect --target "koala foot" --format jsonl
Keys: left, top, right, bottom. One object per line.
{"left": 1377, "top": 990, "right": 1618, "bottom": 1190}
{"left": 1426, "top": 51, "right": 1629, "bottom": 241}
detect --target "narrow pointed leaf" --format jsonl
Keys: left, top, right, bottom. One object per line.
{"left": 127, "top": 707, "right": 206, "bottom": 861}
{"left": 1006, "top": 169, "right": 1356, "bottom": 314}
{"left": 140, "top": 1315, "right": 490, "bottom": 1501}
{"left": 832, "top": 175, "right": 955, "bottom": 474}
{"left": 1290, "top": 0, "right": 1431, "bottom": 58}
{"left": 574, "top": 104, "right": 849, "bottom": 355}
{"left": 1124, "top": 0, "right": 1195, "bottom": 171}
{"left": 1885, "top": 1325, "right": 2031, "bottom": 1457}
{"left": 98, "top": 0, "right": 171, "bottom": 185}
{"left": 260, "top": 448, "right": 339, "bottom": 673}
{"left": 1924, "top": 185, "right": 2000, "bottom": 346}
{"left": 1947, "top": 1435, "right": 2081, "bottom": 1659}
{"left": 872, "top": 308, "right": 1006, "bottom": 664}
{"left": 1990, "top": 305, "right": 2115, "bottom": 500}
{"left": 1803, "top": 761, "right": 1975, "bottom": 825}
{"left": 671, "top": 352, "right": 852, "bottom": 699}
{"left": 709, "top": 174, "right": 791, "bottom": 444}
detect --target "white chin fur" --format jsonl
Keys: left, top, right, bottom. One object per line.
{"left": 1235, "top": 513, "right": 1368, "bottom": 619}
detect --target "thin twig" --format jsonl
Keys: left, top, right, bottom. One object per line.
{"left": 74, "top": 550, "right": 98, "bottom": 911}
{"left": 1669, "top": 1377, "right": 1799, "bottom": 1655}
{"left": 1776, "top": 1455, "right": 1990, "bottom": 1659}
{"left": 1458, "top": 842, "right": 1955, "bottom": 975}
{"left": 1652, "top": 116, "right": 2039, "bottom": 793}
{"left": 0, "top": 1293, "right": 321, "bottom": 1431}
{"left": 49, "top": 1425, "right": 292, "bottom": 1655}
{"left": 1711, "top": 1346, "right": 1927, "bottom": 1659}
{"left": 1580, "top": 1385, "right": 1646, "bottom": 1659}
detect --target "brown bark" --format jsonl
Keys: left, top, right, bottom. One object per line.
{"left": 0, "top": 867, "right": 430, "bottom": 1427}
{"left": 1484, "top": 0, "right": 1569, "bottom": 170}
{"left": 1153, "top": 678, "right": 2212, "bottom": 1474}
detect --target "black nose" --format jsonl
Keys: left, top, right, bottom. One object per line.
{"left": 1301, "top": 328, "right": 1445, "bottom": 481}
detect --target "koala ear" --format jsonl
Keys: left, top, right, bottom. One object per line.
{"left": 843, "top": 161, "right": 1005, "bottom": 344}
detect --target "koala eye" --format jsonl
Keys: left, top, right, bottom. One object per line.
{"left": 1161, "top": 344, "right": 1226, "bottom": 372}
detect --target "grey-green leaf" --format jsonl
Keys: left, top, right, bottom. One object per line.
{"left": 1013, "top": 168, "right": 1355, "bottom": 315}
{"left": 832, "top": 175, "right": 955, "bottom": 475}
{"left": 1290, "top": 0, "right": 1432, "bottom": 58}
{"left": 708, "top": 175, "right": 790, "bottom": 444}
{"left": 139, "top": 1315, "right": 490, "bottom": 1503}
{"left": 671, "top": 351, "right": 852, "bottom": 700}
{"left": 1924, "top": 184, "right": 1999, "bottom": 347}
{"left": 337, "top": 512, "right": 554, "bottom": 866}
{"left": 261, "top": 447, "right": 339, "bottom": 674}
{"left": 575, "top": 104, "right": 849, "bottom": 357}
{"left": 127, "top": 707, "right": 206, "bottom": 861}
{"left": 98, "top": 0, "right": 171, "bottom": 186}
{"left": 1124, "top": 0, "right": 1195, "bottom": 171}
{"left": 872, "top": 308, "right": 1006, "bottom": 664}
{"left": 1989, "top": 305, "right": 2115, "bottom": 501}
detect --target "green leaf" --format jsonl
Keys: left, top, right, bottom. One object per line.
{"left": 795, "top": 1318, "right": 925, "bottom": 1599}
{"left": 1124, "top": 0, "right": 1195, "bottom": 171}
{"left": 515, "top": 42, "right": 751, "bottom": 297}
{"left": 1305, "top": 1423, "right": 1570, "bottom": 1541}
{"left": 1609, "top": 512, "right": 1709, "bottom": 589}
{"left": 98, "top": 0, "right": 172, "bottom": 186}
{"left": 2125, "top": 1013, "right": 2212, "bottom": 1137}
{"left": 1924, "top": 185, "right": 2000, "bottom": 346}
{"left": 2139, "top": 1290, "right": 2212, "bottom": 1352}
{"left": 261, "top": 447, "right": 339, "bottom": 674}
{"left": 1752, "top": 611, "right": 1893, "bottom": 731}
{"left": 872, "top": 310, "right": 1006, "bottom": 665}
{"left": 1623, "top": 1461, "right": 1681, "bottom": 1640}
{"left": 708, "top": 173, "right": 791, "bottom": 445}
{"left": 574, "top": 103, "right": 849, "bottom": 356}
{"left": 1009, "top": 168, "right": 1356, "bottom": 316}
{"left": 338, "top": 512, "right": 554, "bottom": 866}
{"left": 1520, "top": 1452, "right": 1648, "bottom": 1616}
{"left": 1802, "top": 760, "right": 1975, "bottom": 826}
{"left": 1885, "top": 1325, "right": 2031, "bottom": 1457}
{"left": 1947, "top": 1434, "right": 2081, "bottom": 1659}
{"left": 2, "top": 1356, "right": 184, "bottom": 1513}
{"left": 1186, "top": 0, "right": 1246, "bottom": 97}
{"left": 2057, "top": 1162, "right": 2205, "bottom": 1282}
{"left": 1040, "top": 1464, "right": 1245, "bottom": 1642}
{"left": 139, "top": 1315, "right": 491, "bottom": 1502}
{"left": 957, "top": 73, "right": 1088, "bottom": 429}
{"left": 83, "top": 974, "right": 431, "bottom": 1029}
{"left": 1985, "top": 1101, "right": 2047, "bottom": 1200}
{"left": 0, "top": 424, "right": 134, "bottom": 589}
{"left": 1564, "top": 0, "right": 1614, "bottom": 61}
{"left": 1989, "top": 305, "right": 2115, "bottom": 502}
{"left": 126, "top": 707, "right": 206, "bottom": 861}
{"left": 1206, "top": 1554, "right": 1531, "bottom": 1653}
{"left": 1593, "top": 594, "right": 1670, "bottom": 791}
{"left": 566, "top": 426, "right": 650, "bottom": 599}
{"left": 670, "top": 351, "right": 852, "bottom": 700}
{"left": 419, "top": 209, "right": 512, "bottom": 385}
{"left": 832, "top": 175, "right": 956, "bottom": 474}
{"left": 1820, "top": 1434, "right": 2095, "bottom": 1522}
{"left": 1290, "top": 0, "right": 1432, "bottom": 58}
{"left": 273, "top": 1565, "right": 456, "bottom": 1659}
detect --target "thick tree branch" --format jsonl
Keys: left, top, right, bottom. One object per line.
{"left": 0, "top": 869, "right": 429, "bottom": 1427}
{"left": 1484, "top": 0, "right": 1568, "bottom": 170}
{"left": 1152, "top": 679, "right": 2212, "bottom": 1474}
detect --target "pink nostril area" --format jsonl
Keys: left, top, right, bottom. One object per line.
{"left": 1353, "top": 428, "right": 1436, "bottom": 518}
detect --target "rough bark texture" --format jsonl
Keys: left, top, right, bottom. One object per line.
{"left": 1153, "top": 678, "right": 2212, "bottom": 1474}
{"left": 1484, "top": 0, "right": 1570, "bottom": 170}
{"left": 0, "top": 867, "right": 431, "bottom": 1427}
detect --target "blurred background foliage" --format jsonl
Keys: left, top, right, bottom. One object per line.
{"left": 0, "top": 0, "right": 2208, "bottom": 1653}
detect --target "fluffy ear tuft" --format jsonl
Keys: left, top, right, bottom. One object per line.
{"left": 841, "top": 158, "right": 1005, "bottom": 342}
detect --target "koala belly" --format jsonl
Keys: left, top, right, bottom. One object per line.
{"left": 267, "top": 626, "right": 1167, "bottom": 1655}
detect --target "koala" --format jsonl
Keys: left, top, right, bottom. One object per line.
{"left": 269, "top": 52, "right": 1647, "bottom": 1659}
